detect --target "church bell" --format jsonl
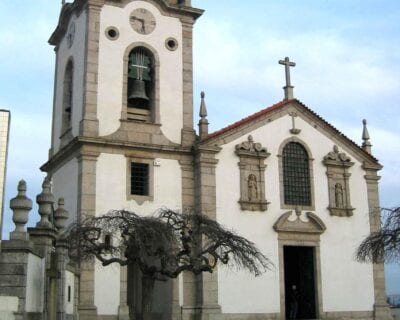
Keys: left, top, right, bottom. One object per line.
{"left": 128, "top": 79, "right": 149, "bottom": 104}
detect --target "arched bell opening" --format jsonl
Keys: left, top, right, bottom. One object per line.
{"left": 127, "top": 47, "right": 155, "bottom": 122}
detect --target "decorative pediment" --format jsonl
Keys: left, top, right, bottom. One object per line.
{"left": 273, "top": 211, "right": 326, "bottom": 234}
{"left": 235, "top": 135, "right": 269, "bottom": 158}
{"left": 323, "top": 145, "right": 353, "bottom": 167}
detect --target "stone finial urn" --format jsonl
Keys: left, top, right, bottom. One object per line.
{"left": 54, "top": 198, "right": 69, "bottom": 231}
{"left": 36, "top": 177, "right": 55, "bottom": 228}
{"left": 10, "top": 180, "right": 32, "bottom": 239}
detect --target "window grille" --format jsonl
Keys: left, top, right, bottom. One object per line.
{"left": 130, "top": 163, "right": 149, "bottom": 196}
{"left": 283, "top": 142, "right": 311, "bottom": 206}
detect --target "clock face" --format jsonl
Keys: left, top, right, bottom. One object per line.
{"left": 130, "top": 8, "right": 156, "bottom": 35}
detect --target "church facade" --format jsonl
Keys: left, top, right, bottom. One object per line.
{"left": 34, "top": 0, "right": 391, "bottom": 319}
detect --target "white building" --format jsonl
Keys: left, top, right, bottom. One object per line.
{"left": 40, "top": 0, "right": 391, "bottom": 319}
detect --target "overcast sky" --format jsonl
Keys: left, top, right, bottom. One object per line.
{"left": 0, "top": 0, "right": 399, "bottom": 294}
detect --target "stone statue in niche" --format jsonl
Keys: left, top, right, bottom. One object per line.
{"left": 335, "top": 183, "right": 344, "bottom": 208}
{"left": 248, "top": 174, "right": 258, "bottom": 201}
{"left": 323, "top": 145, "right": 354, "bottom": 217}
{"left": 235, "top": 135, "right": 270, "bottom": 212}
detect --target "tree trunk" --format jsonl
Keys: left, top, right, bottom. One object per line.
{"left": 141, "top": 275, "right": 155, "bottom": 320}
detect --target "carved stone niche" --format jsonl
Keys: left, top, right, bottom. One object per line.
{"left": 323, "top": 145, "right": 355, "bottom": 217}
{"left": 235, "top": 135, "right": 270, "bottom": 212}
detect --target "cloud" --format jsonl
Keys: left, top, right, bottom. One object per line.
{"left": 194, "top": 16, "right": 400, "bottom": 125}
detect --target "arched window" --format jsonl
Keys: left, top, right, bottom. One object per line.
{"left": 282, "top": 142, "right": 311, "bottom": 206}
{"left": 127, "top": 47, "right": 154, "bottom": 122}
{"left": 62, "top": 60, "right": 73, "bottom": 133}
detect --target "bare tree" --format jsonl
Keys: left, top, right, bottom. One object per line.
{"left": 67, "top": 209, "right": 272, "bottom": 319}
{"left": 68, "top": 208, "right": 272, "bottom": 278}
{"left": 356, "top": 207, "right": 400, "bottom": 263}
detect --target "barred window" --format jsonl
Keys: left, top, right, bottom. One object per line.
{"left": 130, "top": 163, "right": 149, "bottom": 196}
{"left": 282, "top": 142, "right": 311, "bottom": 206}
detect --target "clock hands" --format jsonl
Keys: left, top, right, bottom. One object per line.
{"left": 131, "top": 16, "right": 146, "bottom": 34}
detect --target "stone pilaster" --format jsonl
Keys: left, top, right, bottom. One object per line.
{"left": 181, "top": 17, "right": 197, "bottom": 147}
{"left": 54, "top": 198, "right": 70, "bottom": 320}
{"left": 189, "top": 145, "right": 222, "bottom": 320}
{"left": 77, "top": 151, "right": 99, "bottom": 320}
{"left": 55, "top": 238, "right": 70, "bottom": 320}
{"left": 180, "top": 159, "right": 197, "bottom": 320}
{"left": 118, "top": 266, "right": 130, "bottom": 320}
{"left": 79, "top": 1, "right": 102, "bottom": 137}
{"left": 363, "top": 162, "right": 391, "bottom": 320}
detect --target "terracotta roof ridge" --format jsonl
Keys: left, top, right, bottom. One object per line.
{"left": 200, "top": 98, "right": 379, "bottom": 163}
{"left": 202, "top": 99, "right": 293, "bottom": 142}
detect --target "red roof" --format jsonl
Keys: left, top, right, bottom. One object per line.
{"left": 203, "top": 99, "right": 292, "bottom": 142}
{"left": 201, "top": 98, "right": 379, "bottom": 163}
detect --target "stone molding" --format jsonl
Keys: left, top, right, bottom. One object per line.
{"left": 273, "top": 210, "right": 326, "bottom": 235}
{"left": 362, "top": 164, "right": 391, "bottom": 319}
{"left": 201, "top": 101, "right": 381, "bottom": 167}
{"left": 125, "top": 156, "right": 154, "bottom": 204}
{"left": 235, "top": 135, "right": 270, "bottom": 212}
{"left": 121, "top": 42, "right": 161, "bottom": 124}
{"left": 323, "top": 145, "right": 355, "bottom": 217}
{"left": 192, "top": 144, "right": 222, "bottom": 317}
{"left": 49, "top": 0, "right": 203, "bottom": 47}
{"left": 277, "top": 136, "right": 316, "bottom": 211}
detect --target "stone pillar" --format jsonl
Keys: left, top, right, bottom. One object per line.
{"left": 180, "top": 159, "right": 197, "bottom": 320}
{"left": 79, "top": 0, "right": 102, "bottom": 137}
{"left": 181, "top": 17, "right": 197, "bottom": 147}
{"left": 118, "top": 266, "right": 130, "bottom": 320}
{"left": 28, "top": 177, "right": 58, "bottom": 320}
{"left": 185, "top": 145, "right": 221, "bottom": 320}
{"left": 0, "top": 180, "right": 35, "bottom": 320}
{"left": 29, "top": 177, "right": 57, "bottom": 263}
{"left": 54, "top": 198, "right": 70, "bottom": 320}
{"left": 363, "top": 163, "right": 392, "bottom": 320}
{"left": 77, "top": 152, "right": 99, "bottom": 320}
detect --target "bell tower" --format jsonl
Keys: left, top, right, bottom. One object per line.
{"left": 42, "top": 1, "right": 203, "bottom": 319}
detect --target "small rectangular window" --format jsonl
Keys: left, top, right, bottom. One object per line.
{"left": 68, "top": 285, "right": 71, "bottom": 302}
{"left": 130, "top": 162, "right": 149, "bottom": 196}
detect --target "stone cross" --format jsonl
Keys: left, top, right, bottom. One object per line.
{"left": 279, "top": 57, "right": 296, "bottom": 100}
{"left": 289, "top": 112, "right": 301, "bottom": 134}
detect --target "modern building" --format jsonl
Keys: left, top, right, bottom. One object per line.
{"left": 0, "top": 109, "right": 10, "bottom": 242}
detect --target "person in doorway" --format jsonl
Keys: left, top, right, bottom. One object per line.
{"left": 289, "top": 284, "right": 299, "bottom": 319}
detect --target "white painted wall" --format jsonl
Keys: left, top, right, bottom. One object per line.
{"left": 95, "top": 153, "right": 182, "bottom": 215}
{"left": 94, "top": 152, "right": 182, "bottom": 314}
{"left": 52, "top": 158, "right": 79, "bottom": 223}
{"left": 0, "top": 296, "right": 18, "bottom": 320}
{"left": 53, "top": 11, "right": 87, "bottom": 153}
{"left": 97, "top": 1, "right": 183, "bottom": 142}
{"left": 94, "top": 261, "right": 121, "bottom": 315}
{"left": 26, "top": 253, "right": 45, "bottom": 312}
{"left": 215, "top": 113, "right": 375, "bottom": 314}
{"left": 65, "top": 271, "right": 75, "bottom": 315}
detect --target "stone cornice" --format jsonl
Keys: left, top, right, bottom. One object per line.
{"left": 49, "top": 0, "right": 203, "bottom": 46}
{"left": 201, "top": 99, "right": 381, "bottom": 167}
{"left": 41, "top": 136, "right": 194, "bottom": 172}
{"left": 49, "top": 0, "right": 87, "bottom": 46}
